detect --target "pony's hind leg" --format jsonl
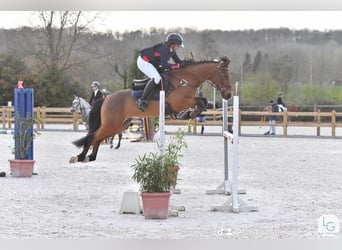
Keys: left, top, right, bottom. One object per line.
{"left": 87, "top": 126, "right": 118, "bottom": 161}
{"left": 87, "top": 140, "right": 102, "bottom": 162}
{"left": 109, "top": 135, "right": 114, "bottom": 149}
{"left": 69, "top": 143, "right": 92, "bottom": 163}
{"left": 114, "top": 133, "right": 122, "bottom": 149}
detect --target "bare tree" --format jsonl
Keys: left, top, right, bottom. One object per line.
{"left": 35, "top": 11, "right": 99, "bottom": 74}
{"left": 197, "top": 31, "right": 218, "bottom": 60}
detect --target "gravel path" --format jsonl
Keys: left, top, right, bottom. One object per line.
{"left": 0, "top": 125, "right": 341, "bottom": 239}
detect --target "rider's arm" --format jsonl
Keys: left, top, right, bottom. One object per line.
{"left": 159, "top": 45, "right": 180, "bottom": 69}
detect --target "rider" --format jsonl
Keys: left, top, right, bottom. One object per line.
{"left": 276, "top": 93, "right": 287, "bottom": 111}
{"left": 89, "top": 81, "right": 103, "bottom": 106}
{"left": 136, "top": 33, "right": 185, "bottom": 112}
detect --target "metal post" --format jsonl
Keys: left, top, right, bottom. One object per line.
{"left": 222, "top": 99, "right": 229, "bottom": 193}
{"left": 232, "top": 96, "right": 239, "bottom": 212}
{"left": 14, "top": 88, "right": 34, "bottom": 160}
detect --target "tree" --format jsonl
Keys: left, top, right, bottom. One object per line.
{"left": 0, "top": 53, "right": 28, "bottom": 105}
{"left": 197, "top": 31, "right": 218, "bottom": 59}
{"left": 35, "top": 11, "right": 99, "bottom": 74}
{"left": 243, "top": 52, "right": 252, "bottom": 75}
{"left": 26, "top": 11, "right": 99, "bottom": 106}
{"left": 271, "top": 54, "right": 293, "bottom": 91}
{"left": 252, "top": 50, "right": 262, "bottom": 73}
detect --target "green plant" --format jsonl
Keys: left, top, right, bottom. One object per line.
{"left": 131, "top": 152, "right": 178, "bottom": 193}
{"left": 13, "top": 112, "right": 38, "bottom": 160}
{"left": 163, "top": 128, "right": 188, "bottom": 167}
{"left": 131, "top": 128, "right": 188, "bottom": 193}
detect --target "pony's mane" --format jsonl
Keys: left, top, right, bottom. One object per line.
{"left": 182, "top": 56, "right": 230, "bottom": 66}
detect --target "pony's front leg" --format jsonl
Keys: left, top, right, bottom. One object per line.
{"left": 189, "top": 97, "right": 208, "bottom": 119}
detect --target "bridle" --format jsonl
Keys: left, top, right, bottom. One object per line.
{"left": 214, "top": 59, "right": 231, "bottom": 93}
{"left": 175, "top": 58, "right": 231, "bottom": 93}
{"left": 71, "top": 97, "right": 81, "bottom": 112}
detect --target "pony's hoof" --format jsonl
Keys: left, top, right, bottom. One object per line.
{"left": 69, "top": 156, "right": 78, "bottom": 163}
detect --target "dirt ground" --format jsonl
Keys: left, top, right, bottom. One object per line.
{"left": 0, "top": 125, "right": 341, "bottom": 239}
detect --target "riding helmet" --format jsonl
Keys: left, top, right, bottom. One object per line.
{"left": 91, "top": 81, "right": 100, "bottom": 88}
{"left": 166, "top": 33, "right": 184, "bottom": 48}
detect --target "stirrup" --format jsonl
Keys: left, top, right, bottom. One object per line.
{"left": 136, "top": 99, "right": 148, "bottom": 112}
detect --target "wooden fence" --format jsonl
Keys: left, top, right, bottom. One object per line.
{"left": 1, "top": 106, "right": 82, "bottom": 131}
{"left": 1, "top": 106, "right": 342, "bottom": 137}
{"left": 165, "top": 109, "right": 342, "bottom": 137}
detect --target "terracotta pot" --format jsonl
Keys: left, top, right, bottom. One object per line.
{"left": 141, "top": 192, "right": 171, "bottom": 219}
{"left": 8, "top": 159, "right": 35, "bottom": 177}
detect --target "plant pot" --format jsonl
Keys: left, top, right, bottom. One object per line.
{"left": 141, "top": 192, "right": 171, "bottom": 219}
{"left": 8, "top": 159, "right": 35, "bottom": 177}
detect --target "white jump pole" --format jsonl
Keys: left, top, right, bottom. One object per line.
{"left": 210, "top": 81, "right": 258, "bottom": 213}
{"left": 206, "top": 99, "right": 231, "bottom": 195}
{"left": 232, "top": 95, "right": 240, "bottom": 212}
{"left": 159, "top": 90, "right": 165, "bottom": 154}
{"left": 223, "top": 99, "right": 230, "bottom": 193}
{"left": 159, "top": 89, "right": 184, "bottom": 215}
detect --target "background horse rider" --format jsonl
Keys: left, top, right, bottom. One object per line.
{"left": 89, "top": 81, "right": 103, "bottom": 106}
{"left": 276, "top": 93, "right": 287, "bottom": 112}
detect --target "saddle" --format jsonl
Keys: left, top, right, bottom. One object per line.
{"left": 131, "top": 74, "right": 173, "bottom": 100}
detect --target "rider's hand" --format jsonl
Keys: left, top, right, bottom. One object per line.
{"left": 179, "top": 62, "right": 186, "bottom": 68}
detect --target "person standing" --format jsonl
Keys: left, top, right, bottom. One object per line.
{"left": 89, "top": 81, "right": 103, "bottom": 106}
{"left": 136, "top": 33, "right": 185, "bottom": 112}
{"left": 264, "top": 100, "right": 278, "bottom": 135}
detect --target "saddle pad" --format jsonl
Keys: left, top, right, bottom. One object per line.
{"left": 131, "top": 90, "right": 161, "bottom": 101}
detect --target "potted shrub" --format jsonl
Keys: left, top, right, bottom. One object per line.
{"left": 8, "top": 112, "right": 38, "bottom": 177}
{"left": 131, "top": 129, "right": 187, "bottom": 219}
{"left": 164, "top": 128, "right": 188, "bottom": 177}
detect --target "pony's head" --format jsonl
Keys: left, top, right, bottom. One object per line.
{"left": 211, "top": 56, "right": 232, "bottom": 100}
{"left": 70, "top": 95, "right": 81, "bottom": 112}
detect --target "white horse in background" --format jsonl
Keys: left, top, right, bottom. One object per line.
{"left": 69, "top": 95, "right": 92, "bottom": 130}
{"left": 69, "top": 95, "right": 123, "bottom": 149}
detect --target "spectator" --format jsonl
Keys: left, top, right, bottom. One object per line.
{"left": 264, "top": 100, "right": 278, "bottom": 135}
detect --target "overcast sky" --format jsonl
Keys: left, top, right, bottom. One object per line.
{"left": 1, "top": 11, "right": 342, "bottom": 33}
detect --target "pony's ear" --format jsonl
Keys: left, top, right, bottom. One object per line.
{"left": 74, "top": 94, "right": 78, "bottom": 98}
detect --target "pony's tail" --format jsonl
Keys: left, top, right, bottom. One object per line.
{"left": 72, "top": 99, "right": 103, "bottom": 148}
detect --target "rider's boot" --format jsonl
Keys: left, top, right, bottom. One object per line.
{"left": 136, "top": 79, "right": 158, "bottom": 112}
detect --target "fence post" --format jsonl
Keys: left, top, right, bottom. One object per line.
{"left": 36, "top": 107, "right": 41, "bottom": 130}
{"left": 283, "top": 111, "right": 288, "bottom": 136}
{"left": 41, "top": 106, "right": 46, "bottom": 129}
{"left": 72, "top": 111, "right": 78, "bottom": 131}
{"left": 1, "top": 106, "right": 5, "bottom": 129}
{"left": 238, "top": 109, "right": 242, "bottom": 135}
{"left": 316, "top": 109, "right": 321, "bottom": 136}
{"left": 332, "top": 110, "right": 336, "bottom": 137}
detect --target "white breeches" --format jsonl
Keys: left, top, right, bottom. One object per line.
{"left": 137, "top": 56, "right": 161, "bottom": 84}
